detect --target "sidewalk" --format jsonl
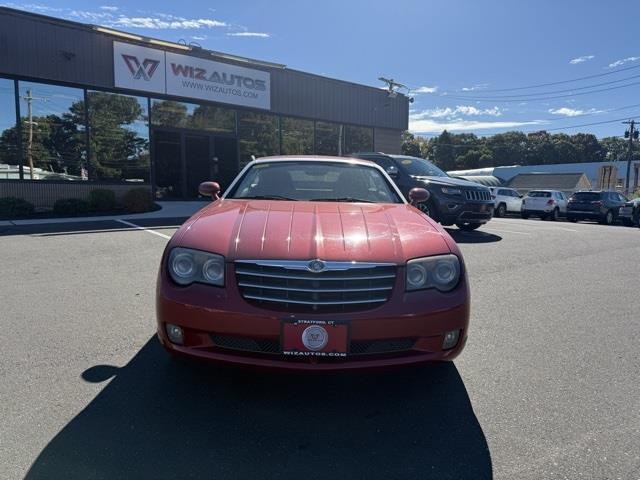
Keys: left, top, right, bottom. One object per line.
{"left": 0, "top": 201, "right": 210, "bottom": 226}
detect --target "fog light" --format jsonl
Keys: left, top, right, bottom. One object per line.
{"left": 166, "top": 324, "right": 184, "bottom": 345}
{"left": 442, "top": 330, "right": 460, "bottom": 350}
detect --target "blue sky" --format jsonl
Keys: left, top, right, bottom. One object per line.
{"left": 3, "top": 0, "right": 639, "bottom": 138}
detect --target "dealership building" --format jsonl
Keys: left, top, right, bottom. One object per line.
{"left": 0, "top": 7, "right": 408, "bottom": 206}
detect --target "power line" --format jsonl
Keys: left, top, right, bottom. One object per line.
{"left": 449, "top": 73, "right": 640, "bottom": 99}
{"left": 468, "top": 62, "right": 640, "bottom": 93}
{"left": 437, "top": 80, "right": 640, "bottom": 103}
{"left": 411, "top": 115, "right": 640, "bottom": 141}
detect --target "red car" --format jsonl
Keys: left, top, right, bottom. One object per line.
{"left": 156, "top": 156, "right": 470, "bottom": 370}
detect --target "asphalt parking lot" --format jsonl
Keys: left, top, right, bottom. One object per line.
{"left": 1, "top": 216, "right": 639, "bottom": 480}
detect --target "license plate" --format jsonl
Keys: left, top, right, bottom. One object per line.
{"left": 281, "top": 320, "right": 348, "bottom": 358}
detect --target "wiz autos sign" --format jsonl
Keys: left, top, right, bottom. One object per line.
{"left": 113, "top": 41, "right": 271, "bottom": 110}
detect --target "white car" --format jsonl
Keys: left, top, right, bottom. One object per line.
{"left": 521, "top": 190, "right": 568, "bottom": 221}
{"left": 489, "top": 187, "right": 522, "bottom": 217}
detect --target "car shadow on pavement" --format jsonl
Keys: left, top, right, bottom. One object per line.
{"left": 25, "top": 338, "right": 493, "bottom": 480}
{"left": 445, "top": 228, "right": 502, "bottom": 244}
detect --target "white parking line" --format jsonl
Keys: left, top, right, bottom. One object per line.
{"left": 492, "top": 219, "right": 578, "bottom": 232}
{"left": 484, "top": 227, "right": 531, "bottom": 236}
{"left": 115, "top": 219, "right": 172, "bottom": 240}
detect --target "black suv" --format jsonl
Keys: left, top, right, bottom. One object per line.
{"left": 352, "top": 153, "right": 494, "bottom": 230}
{"left": 566, "top": 190, "right": 629, "bottom": 225}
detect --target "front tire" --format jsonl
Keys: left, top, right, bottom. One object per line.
{"left": 600, "top": 210, "right": 614, "bottom": 225}
{"left": 456, "top": 222, "right": 482, "bottom": 231}
{"left": 549, "top": 208, "right": 559, "bottom": 221}
{"left": 495, "top": 203, "right": 506, "bottom": 217}
{"left": 622, "top": 218, "right": 633, "bottom": 227}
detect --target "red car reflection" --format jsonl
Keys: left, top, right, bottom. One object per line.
{"left": 156, "top": 156, "right": 470, "bottom": 370}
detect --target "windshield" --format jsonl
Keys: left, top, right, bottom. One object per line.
{"left": 227, "top": 161, "right": 403, "bottom": 203}
{"left": 527, "top": 191, "right": 551, "bottom": 198}
{"left": 391, "top": 156, "right": 448, "bottom": 178}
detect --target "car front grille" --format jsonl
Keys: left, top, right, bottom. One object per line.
{"left": 235, "top": 260, "right": 397, "bottom": 313}
{"left": 211, "top": 334, "right": 415, "bottom": 356}
{"left": 465, "top": 189, "right": 491, "bottom": 201}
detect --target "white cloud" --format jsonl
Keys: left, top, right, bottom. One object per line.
{"left": 106, "top": 16, "right": 227, "bottom": 29}
{"left": 191, "top": 35, "right": 208, "bottom": 41}
{"left": 461, "top": 83, "right": 489, "bottom": 91}
{"left": 608, "top": 56, "right": 640, "bottom": 68}
{"left": 548, "top": 107, "right": 602, "bottom": 117}
{"left": 569, "top": 55, "right": 594, "bottom": 65}
{"left": 409, "top": 118, "right": 545, "bottom": 134}
{"left": 99, "top": 6, "right": 118, "bottom": 11}
{"left": 413, "top": 86, "right": 438, "bottom": 94}
{"left": 227, "top": 32, "right": 270, "bottom": 38}
{"left": 411, "top": 105, "right": 503, "bottom": 119}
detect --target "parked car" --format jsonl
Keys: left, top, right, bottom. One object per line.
{"left": 566, "top": 190, "right": 628, "bottom": 225}
{"left": 489, "top": 187, "right": 522, "bottom": 217}
{"left": 156, "top": 156, "right": 470, "bottom": 370}
{"left": 521, "top": 190, "right": 568, "bottom": 220}
{"left": 351, "top": 153, "right": 493, "bottom": 231}
{"left": 619, "top": 197, "right": 640, "bottom": 227}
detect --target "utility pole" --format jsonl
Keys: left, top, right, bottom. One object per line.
{"left": 623, "top": 119, "right": 638, "bottom": 194}
{"left": 21, "top": 89, "right": 47, "bottom": 180}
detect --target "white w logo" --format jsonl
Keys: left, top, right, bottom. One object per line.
{"left": 122, "top": 54, "right": 160, "bottom": 81}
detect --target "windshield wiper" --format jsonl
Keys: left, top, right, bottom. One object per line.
{"left": 310, "top": 197, "right": 376, "bottom": 203}
{"left": 236, "top": 195, "right": 298, "bottom": 201}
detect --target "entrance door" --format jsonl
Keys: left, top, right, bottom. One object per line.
{"left": 153, "top": 129, "right": 238, "bottom": 200}
{"left": 153, "top": 131, "right": 182, "bottom": 200}
{"left": 213, "top": 137, "right": 239, "bottom": 194}
{"left": 185, "top": 134, "right": 212, "bottom": 199}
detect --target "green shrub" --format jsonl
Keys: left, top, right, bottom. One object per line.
{"left": 53, "top": 198, "right": 90, "bottom": 215}
{"left": 89, "top": 189, "right": 118, "bottom": 212}
{"left": 121, "top": 188, "right": 154, "bottom": 213}
{"left": 0, "top": 196, "right": 35, "bottom": 218}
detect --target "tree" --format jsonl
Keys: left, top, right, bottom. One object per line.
{"left": 431, "top": 130, "right": 456, "bottom": 170}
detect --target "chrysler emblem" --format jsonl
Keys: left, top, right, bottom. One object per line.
{"left": 307, "top": 259, "right": 326, "bottom": 273}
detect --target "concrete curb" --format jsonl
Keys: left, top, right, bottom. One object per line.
{"left": 1, "top": 201, "right": 210, "bottom": 226}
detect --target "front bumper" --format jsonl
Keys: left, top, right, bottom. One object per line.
{"left": 438, "top": 201, "right": 494, "bottom": 226}
{"left": 156, "top": 268, "right": 470, "bottom": 371}
{"left": 619, "top": 206, "right": 634, "bottom": 219}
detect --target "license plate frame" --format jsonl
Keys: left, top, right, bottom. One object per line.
{"left": 281, "top": 319, "right": 349, "bottom": 358}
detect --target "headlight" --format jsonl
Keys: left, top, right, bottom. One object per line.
{"left": 168, "top": 247, "right": 225, "bottom": 286}
{"left": 441, "top": 187, "right": 462, "bottom": 195}
{"left": 406, "top": 254, "right": 461, "bottom": 292}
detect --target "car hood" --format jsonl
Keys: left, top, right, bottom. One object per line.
{"left": 412, "top": 175, "right": 486, "bottom": 189}
{"left": 175, "top": 200, "right": 452, "bottom": 263}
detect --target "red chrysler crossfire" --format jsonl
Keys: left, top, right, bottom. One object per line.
{"left": 156, "top": 156, "right": 470, "bottom": 370}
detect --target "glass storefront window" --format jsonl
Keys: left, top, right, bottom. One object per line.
{"left": 345, "top": 125, "right": 373, "bottom": 154}
{"left": 88, "top": 91, "right": 149, "bottom": 182}
{"left": 0, "top": 78, "right": 18, "bottom": 179}
{"left": 315, "top": 121, "right": 343, "bottom": 156}
{"left": 281, "top": 116, "right": 313, "bottom": 155}
{"left": 238, "top": 111, "right": 279, "bottom": 167}
{"left": 150, "top": 99, "right": 235, "bottom": 134}
{"left": 18, "top": 81, "right": 86, "bottom": 181}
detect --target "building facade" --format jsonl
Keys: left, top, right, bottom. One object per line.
{"left": 0, "top": 7, "right": 408, "bottom": 207}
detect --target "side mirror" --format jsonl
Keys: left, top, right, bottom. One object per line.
{"left": 408, "top": 187, "right": 430, "bottom": 205}
{"left": 199, "top": 181, "right": 221, "bottom": 199}
{"left": 386, "top": 165, "right": 399, "bottom": 178}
